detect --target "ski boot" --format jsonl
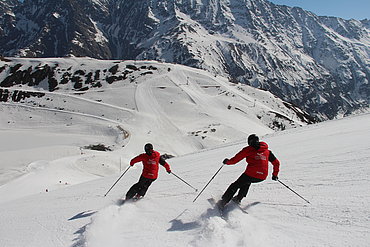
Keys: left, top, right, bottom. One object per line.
{"left": 231, "top": 196, "right": 241, "bottom": 205}
{"left": 132, "top": 194, "right": 143, "bottom": 202}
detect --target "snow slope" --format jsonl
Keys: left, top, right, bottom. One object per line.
{"left": 0, "top": 58, "right": 308, "bottom": 186}
{"left": 0, "top": 58, "right": 369, "bottom": 247}
{"left": 0, "top": 107, "right": 369, "bottom": 246}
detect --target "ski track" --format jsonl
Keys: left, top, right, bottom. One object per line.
{"left": 133, "top": 74, "right": 203, "bottom": 154}
{"left": 168, "top": 70, "right": 272, "bottom": 134}
{"left": 2, "top": 102, "right": 124, "bottom": 126}
{"left": 0, "top": 86, "right": 135, "bottom": 120}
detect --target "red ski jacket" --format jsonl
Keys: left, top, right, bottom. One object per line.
{"left": 225, "top": 142, "right": 280, "bottom": 180}
{"left": 130, "top": 150, "right": 171, "bottom": 179}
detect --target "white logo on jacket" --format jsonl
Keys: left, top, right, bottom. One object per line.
{"left": 148, "top": 159, "right": 156, "bottom": 165}
{"left": 255, "top": 153, "right": 267, "bottom": 161}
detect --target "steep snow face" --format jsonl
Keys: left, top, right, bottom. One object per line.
{"left": 0, "top": 0, "right": 369, "bottom": 119}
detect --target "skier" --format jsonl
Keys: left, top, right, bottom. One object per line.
{"left": 217, "top": 134, "right": 280, "bottom": 209}
{"left": 125, "top": 143, "right": 171, "bottom": 201}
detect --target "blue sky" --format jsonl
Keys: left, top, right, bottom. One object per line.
{"left": 16, "top": 0, "right": 369, "bottom": 20}
{"left": 269, "top": 0, "right": 369, "bottom": 20}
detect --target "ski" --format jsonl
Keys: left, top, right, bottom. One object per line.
{"left": 230, "top": 200, "right": 248, "bottom": 214}
{"left": 207, "top": 198, "right": 248, "bottom": 217}
{"left": 132, "top": 196, "right": 143, "bottom": 202}
{"left": 207, "top": 198, "right": 226, "bottom": 218}
{"left": 116, "top": 198, "right": 126, "bottom": 206}
{"left": 116, "top": 195, "right": 143, "bottom": 206}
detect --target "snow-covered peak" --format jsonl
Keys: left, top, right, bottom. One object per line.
{"left": 0, "top": 0, "right": 369, "bottom": 120}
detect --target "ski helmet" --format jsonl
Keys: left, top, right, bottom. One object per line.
{"left": 247, "top": 134, "right": 259, "bottom": 148}
{"left": 144, "top": 143, "right": 153, "bottom": 155}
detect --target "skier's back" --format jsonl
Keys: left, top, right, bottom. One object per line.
{"left": 125, "top": 143, "right": 171, "bottom": 200}
{"left": 218, "top": 134, "right": 280, "bottom": 208}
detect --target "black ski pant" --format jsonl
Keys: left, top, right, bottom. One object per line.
{"left": 126, "top": 176, "right": 156, "bottom": 200}
{"left": 221, "top": 173, "right": 263, "bottom": 203}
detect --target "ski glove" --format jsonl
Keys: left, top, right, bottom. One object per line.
{"left": 223, "top": 158, "right": 230, "bottom": 164}
{"left": 272, "top": 175, "right": 278, "bottom": 181}
{"left": 167, "top": 170, "right": 171, "bottom": 174}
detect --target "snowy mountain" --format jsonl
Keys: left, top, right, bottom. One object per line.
{"left": 0, "top": 0, "right": 369, "bottom": 119}
{"left": 0, "top": 56, "right": 313, "bottom": 161}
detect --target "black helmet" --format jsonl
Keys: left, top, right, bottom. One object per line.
{"left": 247, "top": 134, "right": 259, "bottom": 148}
{"left": 144, "top": 143, "right": 153, "bottom": 155}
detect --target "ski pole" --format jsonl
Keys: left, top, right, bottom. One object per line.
{"left": 193, "top": 164, "right": 224, "bottom": 203}
{"left": 104, "top": 166, "right": 131, "bottom": 197}
{"left": 171, "top": 172, "right": 198, "bottom": 192}
{"left": 277, "top": 179, "right": 310, "bottom": 204}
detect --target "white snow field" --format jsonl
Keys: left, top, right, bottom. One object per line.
{"left": 0, "top": 59, "right": 369, "bottom": 247}
{"left": 1, "top": 113, "right": 369, "bottom": 247}
{"left": 0, "top": 58, "right": 308, "bottom": 188}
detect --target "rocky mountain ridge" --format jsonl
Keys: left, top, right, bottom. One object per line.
{"left": 0, "top": 0, "right": 369, "bottom": 119}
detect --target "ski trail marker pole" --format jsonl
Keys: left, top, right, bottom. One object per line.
{"left": 193, "top": 164, "right": 224, "bottom": 203}
{"left": 278, "top": 179, "right": 310, "bottom": 204}
{"left": 104, "top": 166, "right": 131, "bottom": 197}
{"left": 171, "top": 172, "right": 198, "bottom": 192}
